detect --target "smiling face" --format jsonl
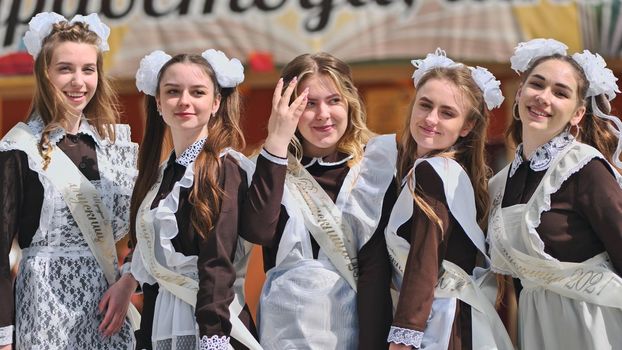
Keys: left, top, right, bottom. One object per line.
{"left": 517, "top": 59, "right": 586, "bottom": 144}
{"left": 47, "top": 41, "right": 98, "bottom": 116}
{"left": 297, "top": 74, "right": 348, "bottom": 157}
{"left": 156, "top": 62, "right": 221, "bottom": 140}
{"left": 410, "top": 78, "right": 474, "bottom": 157}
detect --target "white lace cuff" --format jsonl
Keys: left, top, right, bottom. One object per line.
{"left": 199, "top": 335, "right": 229, "bottom": 350}
{"left": 120, "top": 261, "right": 132, "bottom": 276}
{"left": 387, "top": 326, "right": 423, "bottom": 348}
{"left": 0, "top": 325, "right": 13, "bottom": 346}
{"left": 260, "top": 148, "right": 288, "bottom": 165}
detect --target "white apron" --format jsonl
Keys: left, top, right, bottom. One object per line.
{"left": 0, "top": 119, "right": 139, "bottom": 349}
{"left": 385, "top": 157, "right": 513, "bottom": 350}
{"left": 488, "top": 141, "right": 622, "bottom": 350}
{"left": 259, "top": 135, "right": 397, "bottom": 350}
{"left": 131, "top": 149, "right": 261, "bottom": 350}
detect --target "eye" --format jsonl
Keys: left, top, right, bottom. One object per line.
{"left": 441, "top": 110, "right": 456, "bottom": 118}
{"left": 192, "top": 89, "right": 207, "bottom": 96}
{"left": 528, "top": 81, "right": 543, "bottom": 88}
{"left": 329, "top": 96, "right": 342, "bottom": 104}
{"left": 554, "top": 90, "right": 569, "bottom": 98}
{"left": 165, "top": 88, "right": 179, "bottom": 95}
{"left": 58, "top": 65, "right": 72, "bottom": 72}
{"left": 306, "top": 101, "right": 316, "bottom": 108}
{"left": 417, "top": 101, "right": 432, "bottom": 110}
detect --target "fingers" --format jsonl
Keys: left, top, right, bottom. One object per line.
{"left": 98, "top": 290, "right": 110, "bottom": 315}
{"left": 278, "top": 77, "right": 298, "bottom": 110}
{"left": 98, "top": 303, "right": 114, "bottom": 334}
{"left": 291, "top": 88, "right": 309, "bottom": 117}
{"left": 271, "top": 78, "right": 284, "bottom": 108}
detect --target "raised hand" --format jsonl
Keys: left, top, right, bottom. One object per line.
{"left": 264, "top": 77, "right": 309, "bottom": 157}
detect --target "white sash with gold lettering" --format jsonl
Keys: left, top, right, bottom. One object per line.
{"left": 285, "top": 160, "right": 360, "bottom": 290}
{"left": 488, "top": 142, "right": 622, "bottom": 308}
{"left": 3, "top": 122, "right": 141, "bottom": 329}
{"left": 133, "top": 149, "right": 262, "bottom": 350}
{"left": 385, "top": 157, "right": 513, "bottom": 349}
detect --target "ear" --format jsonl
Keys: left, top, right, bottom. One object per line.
{"left": 570, "top": 104, "right": 586, "bottom": 126}
{"left": 155, "top": 97, "right": 162, "bottom": 113}
{"left": 459, "top": 119, "right": 475, "bottom": 138}
{"left": 212, "top": 93, "right": 221, "bottom": 115}
{"left": 515, "top": 83, "right": 523, "bottom": 101}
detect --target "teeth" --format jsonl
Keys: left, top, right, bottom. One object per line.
{"left": 66, "top": 92, "right": 84, "bottom": 98}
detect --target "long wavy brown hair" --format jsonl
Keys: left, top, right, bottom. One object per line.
{"left": 280, "top": 52, "right": 373, "bottom": 166}
{"left": 506, "top": 54, "right": 620, "bottom": 171}
{"left": 28, "top": 20, "right": 120, "bottom": 169}
{"left": 397, "top": 66, "right": 492, "bottom": 230}
{"left": 129, "top": 54, "right": 245, "bottom": 244}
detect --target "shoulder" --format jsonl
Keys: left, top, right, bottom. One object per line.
{"left": 412, "top": 159, "right": 446, "bottom": 202}
{"left": 365, "top": 134, "right": 397, "bottom": 155}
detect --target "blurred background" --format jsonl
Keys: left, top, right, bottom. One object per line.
{"left": 2, "top": 0, "right": 622, "bottom": 322}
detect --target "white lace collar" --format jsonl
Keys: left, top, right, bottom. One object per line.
{"left": 27, "top": 115, "right": 103, "bottom": 147}
{"left": 302, "top": 152, "right": 353, "bottom": 169}
{"left": 175, "top": 137, "right": 206, "bottom": 167}
{"left": 509, "top": 130, "right": 575, "bottom": 177}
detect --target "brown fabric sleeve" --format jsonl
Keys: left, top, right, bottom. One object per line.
{"left": 357, "top": 182, "right": 397, "bottom": 350}
{"left": 239, "top": 154, "right": 287, "bottom": 247}
{"left": 393, "top": 161, "right": 450, "bottom": 332}
{"left": 0, "top": 150, "right": 25, "bottom": 329}
{"left": 195, "top": 156, "right": 246, "bottom": 337}
{"left": 575, "top": 159, "right": 622, "bottom": 274}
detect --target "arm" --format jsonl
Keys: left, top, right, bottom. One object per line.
{"left": 357, "top": 183, "right": 397, "bottom": 350}
{"left": 389, "top": 163, "right": 450, "bottom": 349}
{"left": 239, "top": 77, "right": 307, "bottom": 246}
{"left": 575, "top": 159, "right": 622, "bottom": 273}
{"left": 196, "top": 157, "right": 245, "bottom": 349}
{"left": 0, "top": 151, "right": 29, "bottom": 347}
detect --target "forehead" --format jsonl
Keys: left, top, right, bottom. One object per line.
{"left": 528, "top": 59, "right": 580, "bottom": 89}
{"left": 416, "top": 78, "right": 467, "bottom": 109}
{"left": 50, "top": 41, "right": 97, "bottom": 64}
{"left": 299, "top": 74, "right": 339, "bottom": 94}
{"left": 160, "top": 62, "right": 214, "bottom": 86}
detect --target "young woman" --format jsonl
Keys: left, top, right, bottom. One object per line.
{"left": 488, "top": 38, "right": 622, "bottom": 349}
{"left": 129, "top": 50, "right": 260, "bottom": 350}
{"left": 241, "top": 52, "right": 397, "bottom": 349}
{"left": 0, "top": 12, "right": 138, "bottom": 350}
{"left": 384, "top": 49, "right": 513, "bottom": 350}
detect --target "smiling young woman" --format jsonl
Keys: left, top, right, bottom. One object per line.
{"left": 0, "top": 12, "right": 138, "bottom": 350}
{"left": 240, "top": 52, "right": 397, "bottom": 350}
{"left": 489, "top": 38, "right": 622, "bottom": 350}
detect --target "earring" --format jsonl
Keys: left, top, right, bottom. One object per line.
{"left": 569, "top": 124, "right": 581, "bottom": 138}
{"left": 512, "top": 102, "right": 521, "bottom": 121}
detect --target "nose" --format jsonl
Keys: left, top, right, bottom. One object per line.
{"left": 70, "top": 73, "right": 84, "bottom": 87}
{"left": 315, "top": 102, "right": 330, "bottom": 120}
{"left": 424, "top": 109, "right": 439, "bottom": 125}
{"left": 535, "top": 89, "right": 551, "bottom": 105}
{"left": 178, "top": 90, "right": 191, "bottom": 107}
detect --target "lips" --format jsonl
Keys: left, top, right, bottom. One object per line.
{"left": 313, "top": 125, "right": 334, "bottom": 132}
{"left": 64, "top": 91, "right": 87, "bottom": 102}
{"left": 174, "top": 112, "right": 195, "bottom": 118}
{"left": 419, "top": 125, "right": 439, "bottom": 136}
{"left": 527, "top": 106, "right": 551, "bottom": 119}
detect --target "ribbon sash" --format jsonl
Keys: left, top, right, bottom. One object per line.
{"left": 489, "top": 142, "right": 622, "bottom": 309}
{"left": 135, "top": 159, "right": 262, "bottom": 350}
{"left": 285, "top": 158, "right": 359, "bottom": 291}
{"left": 3, "top": 122, "right": 141, "bottom": 329}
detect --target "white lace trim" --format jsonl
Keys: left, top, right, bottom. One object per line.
{"left": 27, "top": 116, "right": 105, "bottom": 148}
{"left": 0, "top": 325, "right": 13, "bottom": 346}
{"left": 524, "top": 142, "right": 622, "bottom": 261}
{"left": 260, "top": 148, "right": 288, "bottom": 165}
{"left": 302, "top": 153, "right": 353, "bottom": 168}
{"left": 175, "top": 137, "right": 206, "bottom": 166}
{"left": 510, "top": 130, "right": 574, "bottom": 177}
{"left": 387, "top": 325, "right": 422, "bottom": 348}
{"left": 199, "top": 335, "right": 229, "bottom": 350}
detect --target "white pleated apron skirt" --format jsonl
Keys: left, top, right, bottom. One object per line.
{"left": 259, "top": 257, "right": 357, "bottom": 350}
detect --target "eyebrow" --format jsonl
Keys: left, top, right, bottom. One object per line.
{"left": 307, "top": 93, "right": 341, "bottom": 100}
{"left": 161, "top": 83, "right": 209, "bottom": 89}
{"left": 419, "top": 96, "right": 459, "bottom": 112}
{"left": 531, "top": 74, "right": 574, "bottom": 92}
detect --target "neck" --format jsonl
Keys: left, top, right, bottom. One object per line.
{"left": 171, "top": 128, "right": 208, "bottom": 157}
{"left": 521, "top": 126, "right": 563, "bottom": 159}
{"left": 302, "top": 141, "right": 336, "bottom": 159}
{"left": 65, "top": 114, "right": 81, "bottom": 134}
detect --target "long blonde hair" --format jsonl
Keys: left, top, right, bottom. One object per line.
{"left": 397, "top": 66, "right": 492, "bottom": 230}
{"left": 28, "top": 20, "right": 119, "bottom": 169}
{"left": 280, "top": 52, "right": 373, "bottom": 166}
{"left": 129, "top": 54, "right": 245, "bottom": 245}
